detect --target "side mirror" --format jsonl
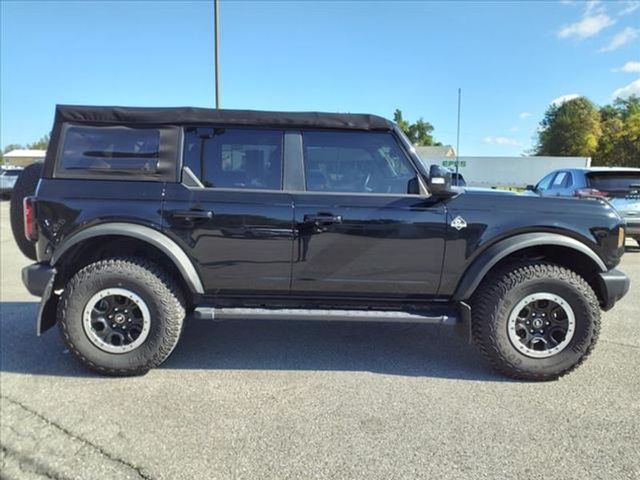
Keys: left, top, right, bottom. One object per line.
{"left": 428, "top": 165, "right": 454, "bottom": 197}
{"left": 526, "top": 184, "right": 535, "bottom": 191}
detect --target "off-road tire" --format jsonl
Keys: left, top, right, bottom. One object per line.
{"left": 58, "top": 257, "right": 185, "bottom": 376}
{"left": 9, "top": 162, "right": 43, "bottom": 260}
{"left": 471, "top": 262, "right": 600, "bottom": 381}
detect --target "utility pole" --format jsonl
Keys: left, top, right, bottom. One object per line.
{"left": 455, "top": 88, "right": 461, "bottom": 186}
{"left": 214, "top": 0, "right": 220, "bottom": 109}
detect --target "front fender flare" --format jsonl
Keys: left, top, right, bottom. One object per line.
{"left": 51, "top": 222, "right": 205, "bottom": 294}
{"left": 452, "top": 232, "right": 607, "bottom": 301}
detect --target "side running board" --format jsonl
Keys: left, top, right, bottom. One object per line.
{"left": 192, "top": 307, "right": 458, "bottom": 325}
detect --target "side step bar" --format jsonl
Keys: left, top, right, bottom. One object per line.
{"left": 193, "top": 307, "right": 459, "bottom": 325}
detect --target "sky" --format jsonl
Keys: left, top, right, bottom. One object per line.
{"left": 1, "top": 0, "right": 639, "bottom": 156}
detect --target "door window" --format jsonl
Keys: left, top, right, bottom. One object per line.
{"left": 183, "top": 128, "right": 283, "bottom": 190}
{"left": 535, "top": 172, "right": 555, "bottom": 192}
{"left": 301, "top": 131, "right": 417, "bottom": 194}
{"left": 552, "top": 171, "right": 569, "bottom": 188}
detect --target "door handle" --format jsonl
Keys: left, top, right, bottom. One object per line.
{"left": 169, "top": 209, "right": 214, "bottom": 221}
{"left": 304, "top": 213, "right": 343, "bottom": 225}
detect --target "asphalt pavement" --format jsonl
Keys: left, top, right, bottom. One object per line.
{"left": 1, "top": 200, "right": 639, "bottom": 480}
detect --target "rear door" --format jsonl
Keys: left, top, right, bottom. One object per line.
{"left": 289, "top": 130, "right": 446, "bottom": 298}
{"left": 162, "top": 127, "right": 294, "bottom": 296}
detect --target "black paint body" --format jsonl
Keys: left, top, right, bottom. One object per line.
{"left": 29, "top": 107, "right": 627, "bottom": 316}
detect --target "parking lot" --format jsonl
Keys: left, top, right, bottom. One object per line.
{"left": 1, "top": 198, "right": 639, "bottom": 480}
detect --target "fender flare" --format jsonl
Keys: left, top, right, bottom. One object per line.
{"left": 452, "top": 232, "right": 607, "bottom": 301}
{"left": 51, "top": 222, "right": 204, "bottom": 294}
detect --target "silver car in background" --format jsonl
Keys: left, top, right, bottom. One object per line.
{"left": 0, "top": 166, "right": 23, "bottom": 198}
{"left": 528, "top": 167, "right": 640, "bottom": 245}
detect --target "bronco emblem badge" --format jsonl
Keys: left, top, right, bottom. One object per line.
{"left": 450, "top": 216, "right": 468, "bottom": 231}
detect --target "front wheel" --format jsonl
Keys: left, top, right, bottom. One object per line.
{"left": 471, "top": 263, "right": 600, "bottom": 381}
{"left": 58, "top": 257, "right": 185, "bottom": 376}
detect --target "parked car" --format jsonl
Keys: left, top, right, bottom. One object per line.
{"left": 17, "top": 105, "right": 629, "bottom": 380}
{"left": 527, "top": 168, "right": 640, "bottom": 245}
{"left": 0, "top": 166, "right": 23, "bottom": 198}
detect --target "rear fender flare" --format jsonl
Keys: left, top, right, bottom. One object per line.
{"left": 51, "top": 222, "right": 204, "bottom": 294}
{"left": 452, "top": 232, "right": 607, "bottom": 301}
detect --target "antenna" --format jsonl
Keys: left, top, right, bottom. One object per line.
{"left": 214, "top": 0, "right": 220, "bottom": 109}
{"left": 455, "top": 87, "right": 461, "bottom": 186}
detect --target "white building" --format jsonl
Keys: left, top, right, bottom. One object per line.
{"left": 3, "top": 149, "right": 46, "bottom": 167}
{"left": 415, "top": 146, "right": 591, "bottom": 188}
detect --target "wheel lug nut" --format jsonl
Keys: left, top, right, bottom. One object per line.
{"left": 530, "top": 329, "right": 534, "bottom": 333}
{"left": 546, "top": 321, "right": 550, "bottom": 326}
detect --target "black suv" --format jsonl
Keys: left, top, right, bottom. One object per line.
{"left": 18, "top": 105, "right": 630, "bottom": 380}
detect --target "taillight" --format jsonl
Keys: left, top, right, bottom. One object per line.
{"left": 574, "top": 188, "right": 607, "bottom": 198}
{"left": 23, "top": 196, "right": 37, "bottom": 242}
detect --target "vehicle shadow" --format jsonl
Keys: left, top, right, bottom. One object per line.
{"left": 0, "top": 301, "right": 510, "bottom": 382}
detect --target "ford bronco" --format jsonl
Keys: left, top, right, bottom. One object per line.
{"left": 16, "top": 105, "right": 630, "bottom": 380}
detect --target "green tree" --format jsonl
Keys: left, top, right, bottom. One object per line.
{"left": 3, "top": 143, "right": 24, "bottom": 154}
{"left": 393, "top": 109, "right": 441, "bottom": 146}
{"left": 535, "top": 97, "right": 601, "bottom": 157}
{"left": 594, "top": 95, "right": 640, "bottom": 167}
{"left": 27, "top": 134, "right": 49, "bottom": 150}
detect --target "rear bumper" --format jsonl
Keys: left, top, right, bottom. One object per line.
{"left": 598, "top": 269, "right": 630, "bottom": 311}
{"left": 22, "top": 263, "right": 56, "bottom": 297}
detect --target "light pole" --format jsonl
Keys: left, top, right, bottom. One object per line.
{"left": 214, "top": 0, "right": 220, "bottom": 109}
{"left": 455, "top": 88, "right": 461, "bottom": 185}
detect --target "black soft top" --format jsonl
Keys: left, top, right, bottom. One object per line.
{"left": 53, "top": 105, "right": 394, "bottom": 131}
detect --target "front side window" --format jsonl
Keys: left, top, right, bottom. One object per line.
{"left": 183, "top": 128, "right": 283, "bottom": 190}
{"left": 536, "top": 172, "right": 555, "bottom": 192}
{"left": 302, "top": 131, "right": 417, "bottom": 194}
{"left": 59, "top": 126, "right": 160, "bottom": 172}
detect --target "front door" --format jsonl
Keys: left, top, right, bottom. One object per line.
{"left": 163, "top": 127, "right": 294, "bottom": 295}
{"left": 291, "top": 130, "right": 446, "bottom": 298}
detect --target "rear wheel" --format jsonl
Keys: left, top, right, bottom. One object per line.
{"left": 9, "top": 163, "right": 43, "bottom": 260}
{"left": 58, "top": 257, "right": 185, "bottom": 376}
{"left": 471, "top": 263, "right": 600, "bottom": 381}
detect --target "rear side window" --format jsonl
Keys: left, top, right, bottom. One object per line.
{"left": 301, "top": 131, "right": 417, "bottom": 194}
{"left": 183, "top": 127, "right": 283, "bottom": 190}
{"left": 55, "top": 124, "right": 179, "bottom": 181}
{"left": 552, "top": 171, "right": 570, "bottom": 188}
{"left": 59, "top": 126, "right": 160, "bottom": 173}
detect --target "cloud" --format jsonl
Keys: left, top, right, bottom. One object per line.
{"left": 509, "top": 126, "right": 519, "bottom": 133}
{"left": 599, "top": 27, "right": 639, "bottom": 52}
{"left": 518, "top": 112, "right": 532, "bottom": 119}
{"left": 585, "top": 0, "right": 605, "bottom": 16}
{"left": 612, "top": 78, "right": 640, "bottom": 99}
{"left": 612, "top": 60, "right": 640, "bottom": 73}
{"left": 558, "top": 13, "right": 614, "bottom": 39}
{"left": 619, "top": 1, "right": 640, "bottom": 16}
{"left": 482, "top": 136, "right": 522, "bottom": 146}
{"left": 550, "top": 93, "right": 580, "bottom": 107}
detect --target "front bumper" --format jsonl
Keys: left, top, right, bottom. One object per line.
{"left": 598, "top": 269, "right": 630, "bottom": 311}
